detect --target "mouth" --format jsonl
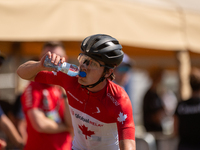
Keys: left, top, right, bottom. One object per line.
{"left": 79, "top": 71, "right": 86, "bottom": 77}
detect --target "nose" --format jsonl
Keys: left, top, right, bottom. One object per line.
{"left": 83, "top": 60, "right": 90, "bottom": 66}
{"left": 80, "top": 63, "right": 87, "bottom": 72}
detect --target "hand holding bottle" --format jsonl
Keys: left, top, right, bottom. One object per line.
{"left": 43, "top": 55, "right": 86, "bottom": 77}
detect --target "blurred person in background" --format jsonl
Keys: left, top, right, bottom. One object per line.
{"left": 174, "top": 67, "right": 200, "bottom": 150}
{"left": 0, "top": 106, "right": 24, "bottom": 150}
{"left": 20, "top": 42, "right": 73, "bottom": 150}
{"left": 142, "top": 68, "right": 167, "bottom": 132}
{"left": 0, "top": 50, "right": 24, "bottom": 150}
{"left": 113, "top": 53, "right": 134, "bottom": 96}
{"left": 9, "top": 94, "right": 27, "bottom": 144}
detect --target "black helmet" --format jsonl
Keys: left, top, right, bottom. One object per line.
{"left": 81, "top": 34, "right": 124, "bottom": 68}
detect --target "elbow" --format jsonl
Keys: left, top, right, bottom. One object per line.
{"left": 35, "top": 128, "right": 43, "bottom": 133}
{"left": 34, "top": 127, "right": 44, "bottom": 133}
{"left": 17, "top": 67, "right": 23, "bottom": 79}
{"left": 32, "top": 123, "right": 45, "bottom": 133}
{"left": 30, "top": 119, "right": 46, "bottom": 133}
{"left": 17, "top": 65, "right": 35, "bottom": 81}
{"left": 17, "top": 66, "right": 26, "bottom": 80}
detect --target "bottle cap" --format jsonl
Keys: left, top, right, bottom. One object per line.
{"left": 79, "top": 71, "right": 86, "bottom": 77}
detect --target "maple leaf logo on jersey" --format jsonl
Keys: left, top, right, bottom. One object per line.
{"left": 117, "top": 112, "right": 127, "bottom": 124}
{"left": 79, "top": 124, "right": 95, "bottom": 139}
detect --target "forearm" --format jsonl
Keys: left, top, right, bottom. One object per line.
{"left": 36, "top": 115, "right": 69, "bottom": 133}
{"left": 119, "top": 139, "right": 136, "bottom": 150}
{"left": 17, "top": 61, "right": 42, "bottom": 81}
{"left": 0, "top": 115, "right": 24, "bottom": 148}
{"left": 18, "top": 119, "right": 27, "bottom": 143}
{"left": 36, "top": 119, "right": 67, "bottom": 134}
{"left": 28, "top": 109, "right": 68, "bottom": 134}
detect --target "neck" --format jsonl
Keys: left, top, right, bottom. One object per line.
{"left": 87, "top": 79, "right": 107, "bottom": 93}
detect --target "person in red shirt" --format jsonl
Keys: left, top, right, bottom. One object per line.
{"left": 17, "top": 34, "right": 136, "bottom": 150}
{"left": 20, "top": 42, "right": 73, "bottom": 150}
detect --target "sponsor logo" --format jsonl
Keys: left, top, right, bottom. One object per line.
{"left": 107, "top": 93, "right": 119, "bottom": 106}
{"left": 75, "top": 114, "right": 89, "bottom": 123}
{"left": 74, "top": 113, "right": 103, "bottom": 127}
{"left": 92, "top": 107, "right": 100, "bottom": 114}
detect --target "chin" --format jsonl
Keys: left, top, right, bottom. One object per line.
{"left": 78, "top": 78, "right": 95, "bottom": 86}
{"left": 78, "top": 78, "right": 86, "bottom": 85}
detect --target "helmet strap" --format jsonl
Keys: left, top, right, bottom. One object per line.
{"left": 80, "top": 67, "right": 111, "bottom": 88}
{"left": 80, "top": 76, "right": 106, "bottom": 88}
{"left": 81, "top": 69, "right": 108, "bottom": 88}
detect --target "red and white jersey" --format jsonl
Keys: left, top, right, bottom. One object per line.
{"left": 35, "top": 71, "right": 135, "bottom": 150}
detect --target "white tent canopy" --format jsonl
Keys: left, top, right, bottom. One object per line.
{"left": 0, "top": 0, "right": 200, "bottom": 52}
{"left": 0, "top": 0, "right": 199, "bottom": 100}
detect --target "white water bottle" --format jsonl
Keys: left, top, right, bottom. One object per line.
{"left": 43, "top": 56, "right": 86, "bottom": 77}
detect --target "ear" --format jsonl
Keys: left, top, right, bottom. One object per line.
{"left": 104, "top": 69, "right": 114, "bottom": 78}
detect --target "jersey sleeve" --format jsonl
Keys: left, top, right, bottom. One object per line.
{"left": 35, "top": 71, "right": 74, "bottom": 90}
{"left": 117, "top": 97, "right": 135, "bottom": 141}
{"left": 21, "top": 83, "right": 42, "bottom": 112}
{"left": 109, "top": 88, "right": 135, "bottom": 141}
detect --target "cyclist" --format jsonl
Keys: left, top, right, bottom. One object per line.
{"left": 17, "top": 34, "right": 136, "bottom": 150}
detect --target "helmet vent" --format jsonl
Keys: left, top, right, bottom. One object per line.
{"left": 112, "top": 40, "right": 119, "bottom": 44}
{"left": 105, "top": 50, "right": 123, "bottom": 58}
{"left": 96, "top": 43, "right": 108, "bottom": 50}
{"left": 105, "top": 51, "right": 117, "bottom": 57}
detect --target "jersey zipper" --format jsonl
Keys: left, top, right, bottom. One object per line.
{"left": 84, "top": 90, "right": 90, "bottom": 113}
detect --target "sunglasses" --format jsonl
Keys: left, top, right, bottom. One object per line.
{"left": 77, "top": 53, "right": 112, "bottom": 70}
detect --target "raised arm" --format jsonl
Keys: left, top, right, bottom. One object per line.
{"left": 17, "top": 51, "right": 66, "bottom": 81}
{"left": 17, "top": 60, "right": 43, "bottom": 81}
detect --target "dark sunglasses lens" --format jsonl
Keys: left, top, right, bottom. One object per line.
{"left": 83, "top": 60, "right": 90, "bottom": 66}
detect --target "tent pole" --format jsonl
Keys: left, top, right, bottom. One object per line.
{"left": 176, "top": 51, "right": 191, "bottom": 101}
